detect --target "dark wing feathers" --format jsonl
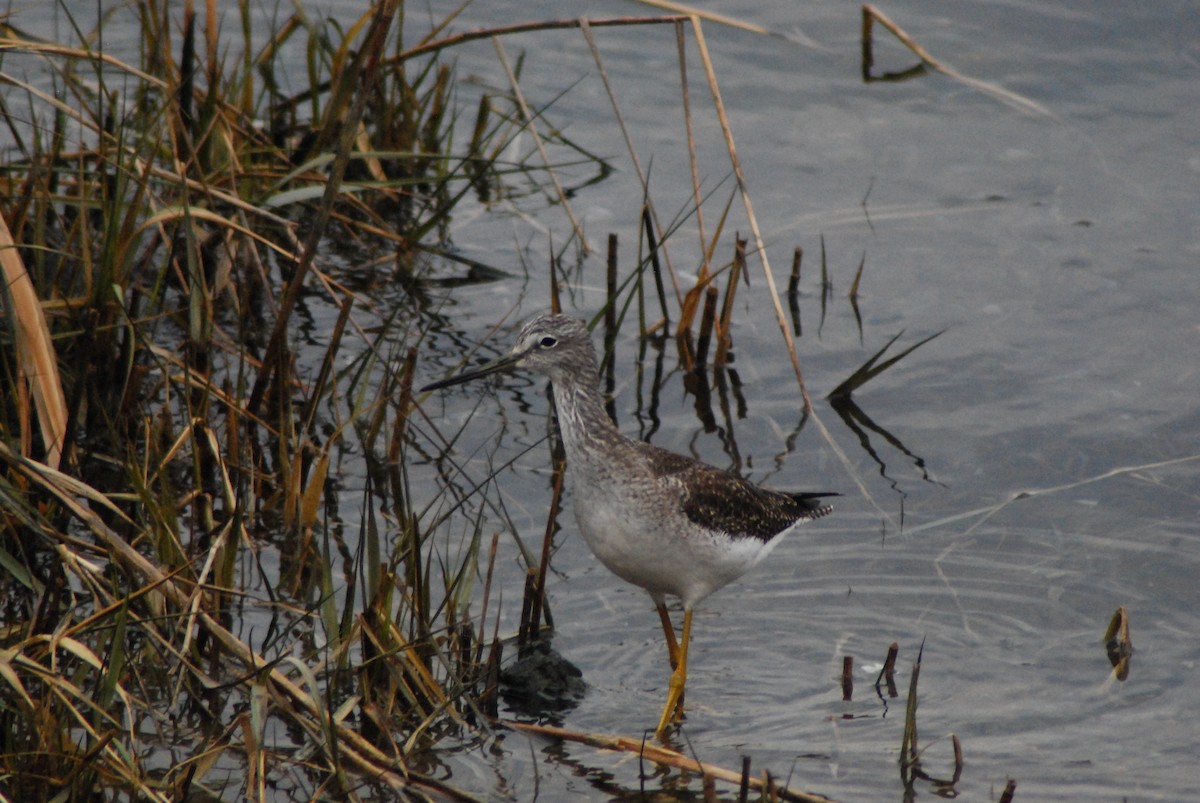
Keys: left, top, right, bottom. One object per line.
{"left": 642, "top": 444, "right": 835, "bottom": 542}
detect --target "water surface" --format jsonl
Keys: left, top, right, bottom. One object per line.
{"left": 401, "top": 1, "right": 1198, "bottom": 799}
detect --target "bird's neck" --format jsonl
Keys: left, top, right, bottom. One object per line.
{"left": 548, "top": 369, "right": 621, "bottom": 462}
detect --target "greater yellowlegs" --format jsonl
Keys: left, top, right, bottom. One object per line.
{"left": 422, "top": 314, "right": 835, "bottom": 736}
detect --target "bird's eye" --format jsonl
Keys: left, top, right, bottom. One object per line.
{"left": 539, "top": 336, "right": 557, "bottom": 348}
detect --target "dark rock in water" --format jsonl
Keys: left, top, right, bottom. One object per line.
{"left": 500, "top": 640, "right": 586, "bottom": 716}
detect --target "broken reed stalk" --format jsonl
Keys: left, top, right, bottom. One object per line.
{"left": 605, "top": 233, "right": 619, "bottom": 417}
{"left": 860, "top": 4, "right": 940, "bottom": 75}
{"left": 834, "top": 329, "right": 947, "bottom": 400}
{"left": 900, "top": 652, "right": 921, "bottom": 772}
{"left": 518, "top": 572, "right": 536, "bottom": 648}
{"left": 860, "top": 3, "right": 1056, "bottom": 118}
{"left": 787, "top": 246, "right": 803, "bottom": 296}
{"left": 642, "top": 205, "right": 672, "bottom": 331}
{"left": 819, "top": 234, "right": 832, "bottom": 301}
{"left": 896, "top": 642, "right": 962, "bottom": 795}
{"left": 693, "top": 286, "right": 719, "bottom": 371}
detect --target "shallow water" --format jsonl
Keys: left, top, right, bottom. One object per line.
{"left": 18, "top": 0, "right": 1196, "bottom": 798}
{"left": 400, "top": 1, "right": 1199, "bottom": 799}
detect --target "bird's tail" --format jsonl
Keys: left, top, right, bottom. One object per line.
{"left": 788, "top": 492, "right": 838, "bottom": 520}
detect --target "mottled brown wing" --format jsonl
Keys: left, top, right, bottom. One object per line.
{"left": 642, "top": 444, "right": 834, "bottom": 542}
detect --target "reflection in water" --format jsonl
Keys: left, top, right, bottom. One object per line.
{"left": 830, "top": 394, "right": 939, "bottom": 491}
{"left": 499, "top": 639, "right": 586, "bottom": 722}
{"left": 633, "top": 331, "right": 668, "bottom": 444}
{"left": 618, "top": 315, "right": 939, "bottom": 501}
{"left": 683, "top": 364, "right": 756, "bottom": 472}
{"left": 859, "top": 3, "right": 935, "bottom": 85}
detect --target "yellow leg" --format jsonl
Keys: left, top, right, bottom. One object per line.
{"left": 655, "top": 608, "right": 692, "bottom": 737}
{"left": 655, "top": 601, "right": 680, "bottom": 670}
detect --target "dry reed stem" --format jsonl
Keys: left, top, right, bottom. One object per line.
{"left": 578, "top": 18, "right": 682, "bottom": 303}
{"left": 687, "top": 17, "right": 804, "bottom": 402}
{"left": 0, "top": 213, "right": 67, "bottom": 469}
{"left": 688, "top": 15, "right": 895, "bottom": 529}
{"left": 674, "top": 21, "right": 709, "bottom": 282}
{"left": 392, "top": 15, "right": 687, "bottom": 64}
{"left": 492, "top": 35, "right": 589, "bottom": 254}
{"left": 635, "top": 1, "right": 775, "bottom": 38}
{"left": 0, "top": 441, "right": 467, "bottom": 796}
{"left": 506, "top": 721, "right": 837, "bottom": 802}
{"left": 676, "top": 191, "right": 735, "bottom": 341}
{"left": 0, "top": 39, "right": 165, "bottom": 87}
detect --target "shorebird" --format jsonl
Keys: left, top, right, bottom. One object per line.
{"left": 423, "top": 313, "right": 835, "bottom": 735}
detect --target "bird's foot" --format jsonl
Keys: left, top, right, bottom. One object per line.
{"left": 654, "top": 669, "right": 687, "bottom": 737}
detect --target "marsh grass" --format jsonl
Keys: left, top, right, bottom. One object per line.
{"left": 0, "top": 0, "right": 956, "bottom": 798}
{"left": 0, "top": 1, "right": 635, "bottom": 797}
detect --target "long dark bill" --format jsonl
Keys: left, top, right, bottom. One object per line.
{"left": 420, "top": 353, "right": 522, "bottom": 392}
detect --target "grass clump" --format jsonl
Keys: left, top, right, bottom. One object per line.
{"left": 0, "top": 1, "right": 553, "bottom": 798}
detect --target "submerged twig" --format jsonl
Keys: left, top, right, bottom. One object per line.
{"left": 505, "top": 721, "right": 837, "bottom": 802}
{"left": 909, "top": 453, "right": 1200, "bottom": 536}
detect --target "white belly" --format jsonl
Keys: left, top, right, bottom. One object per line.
{"left": 570, "top": 472, "right": 787, "bottom": 608}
